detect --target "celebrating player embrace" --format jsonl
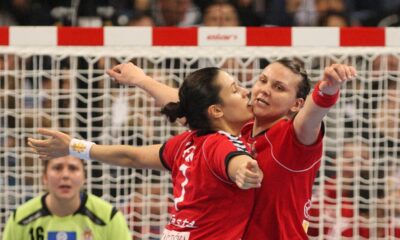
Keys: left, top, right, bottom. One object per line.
{"left": 28, "top": 67, "right": 263, "bottom": 239}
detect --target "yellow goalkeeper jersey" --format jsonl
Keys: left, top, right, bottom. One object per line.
{"left": 2, "top": 192, "right": 131, "bottom": 240}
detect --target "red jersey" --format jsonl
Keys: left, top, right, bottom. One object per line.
{"left": 160, "top": 130, "right": 255, "bottom": 240}
{"left": 241, "top": 119, "right": 323, "bottom": 240}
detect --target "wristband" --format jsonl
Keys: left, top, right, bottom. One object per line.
{"left": 69, "top": 138, "right": 95, "bottom": 161}
{"left": 312, "top": 81, "right": 339, "bottom": 108}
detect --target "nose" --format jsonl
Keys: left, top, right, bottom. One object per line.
{"left": 260, "top": 84, "right": 271, "bottom": 96}
{"left": 240, "top": 87, "right": 250, "bottom": 97}
{"left": 61, "top": 168, "right": 71, "bottom": 178}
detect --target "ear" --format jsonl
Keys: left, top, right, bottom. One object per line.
{"left": 207, "top": 104, "right": 224, "bottom": 119}
{"left": 290, "top": 98, "right": 305, "bottom": 113}
{"left": 42, "top": 174, "right": 48, "bottom": 187}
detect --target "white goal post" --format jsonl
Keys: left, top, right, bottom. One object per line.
{"left": 1, "top": 27, "right": 400, "bottom": 239}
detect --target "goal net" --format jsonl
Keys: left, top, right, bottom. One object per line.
{"left": 1, "top": 38, "right": 400, "bottom": 239}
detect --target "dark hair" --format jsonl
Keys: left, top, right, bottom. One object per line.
{"left": 317, "top": 10, "right": 350, "bottom": 27}
{"left": 161, "top": 67, "right": 222, "bottom": 130}
{"left": 275, "top": 58, "right": 311, "bottom": 100}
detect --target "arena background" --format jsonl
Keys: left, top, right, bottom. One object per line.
{"left": 1, "top": 26, "right": 400, "bottom": 239}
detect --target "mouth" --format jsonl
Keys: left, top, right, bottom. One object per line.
{"left": 59, "top": 185, "right": 72, "bottom": 191}
{"left": 255, "top": 98, "right": 269, "bottom": 106}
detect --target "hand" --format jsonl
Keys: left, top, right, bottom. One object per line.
{"left": 319, "top": 64, "right": 357, "bottom": 95}
{"left": 234, "top": 159, "right": 263, "bottom": 190}
{"left": 106, "top": 62, "right": 149, "bottom": 87}
{"left": 28, "top": 129, "right": 71, "bottom": 161}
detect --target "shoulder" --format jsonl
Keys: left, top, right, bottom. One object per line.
{"left": 161, "top": 130, "right": 194, "bottom": 166}
{"left": 206, "top": 131, "right": 249, "bottom": 152}
{"left": 14, "top": 195, "right": 42, "bottom": 217}
{"left": 266, "top": 119, "right": 293, "bottom": 136}
{"left": 169, "top": 130, "right": 193, "bottom": 142}
{"left": 83, "top": 194, "right": 130, "bottom": 238}
{"left": 86, "top": 194, "right": 114, "bottom": 209}
{"left": 163, "top": 130, "right": 193, "bottom": 151}
{"left": 272, "top": 118, "right": 292, "bottom": 129}
{"left": 84, "top": 194, "right": 118, "bottom": 223}
{"left": 12, "top": 195, "right": 49, "bottom": 225}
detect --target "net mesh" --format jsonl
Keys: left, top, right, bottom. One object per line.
{"left": 0, "top": 46, "right": 400, "bottom": 239}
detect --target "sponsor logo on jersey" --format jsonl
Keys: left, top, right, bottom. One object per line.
{"left": 303, "top": 199, "right": 312, "bottom": 232}
{"left": 83, "top": 227, "right": 93, "bottom": 240}
{"left": 169, "top": 214, "right": 197, "bottom": 229}
{"left": 161, "top": 229, "right": 190, "bottom": 240}
{"left": 304, "top": 199, "right": 312, "bottom": 219}
{"left": 48, "top": 231, "right": 76, "bottom": 240}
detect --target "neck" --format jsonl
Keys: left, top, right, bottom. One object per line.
{"left": 252, "top": 116, "right": 286, "bottom": 137}
{"left": 213, "top": 120, "right": 242, "bottom": 136}
{"left": 45, "top": 193, "right": 81, "bottom": 217}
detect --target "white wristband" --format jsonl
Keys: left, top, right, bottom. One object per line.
{"left": 69, "top": 138, "right": 95, "bottom": 161}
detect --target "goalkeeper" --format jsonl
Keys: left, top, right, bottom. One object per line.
{"left": 2, "top": 156, "right": 131, "bottom": 240}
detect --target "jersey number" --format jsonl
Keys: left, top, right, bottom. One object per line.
{"left": 174, "top": 164, "right": 189, "bottom": 210}
{"left": 29, "top": 227, "right": 44, "bottom": 240}
{"left": 174, "top": 145, "right": 195, "bottom": 211}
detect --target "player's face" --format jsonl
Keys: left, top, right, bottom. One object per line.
{"left": 216, "top": 70, "right": 253, "bottom": 127}
{"left": 250, "top": 62, "right": 303, "bottom": 124}
{"left": 43, "top": 156, "right": 85, "bottom": 202}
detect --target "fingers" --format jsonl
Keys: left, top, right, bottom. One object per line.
{"left": 349, "top": 66, "right": 357, "bottom": 77}
{"left": 325, "top": 65, "right": 344, "bottom": 83}
{"left": 111, "top": 64, "right": 123, "bottom": 73}
{"left": 236, "top": 160, "right": 263, "bottom": 189}
{"left": 28, "top": 140, "right": 63, "bottom": 161}
{"left": 236, "top": 177, "right": 262, "bottom": 189}
{"left": 106, "top": 63, "right": 127, "bottom": 81}
{"left": 27, "top": 138, "right": 50, "bottom": 148}
{"left": 333, "top": 65, "right": 347, "bottom": 82}
{"left": 28, "top": 129, "right": 71, "bottom": 161}
{"left": 246, "top": 159, "right": 259, "bottom": 171}
{"left": 320, "top": 64, "right": 357, "bottom": 95}
{"left": 325, "top": 64, "right": 357, "bottom": 83}
{"left": 27, "top": 140, "right": 52, "bottom": 156}
{"left": 342, "top": 65, "right": 353, "bottom": 80}
{"left": 106, "top": 69, "right": 120, "bottom": 79}
{"left": 28, "top": 129, "right": 65, "bottom": 148}
{"left": 37, "top": 128, "right": 58, "bottom": 138}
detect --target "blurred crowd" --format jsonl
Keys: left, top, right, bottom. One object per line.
{"left": 2, "top": 0, "right": 400, "bottom": 27}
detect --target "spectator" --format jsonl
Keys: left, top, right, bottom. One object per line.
{"left": 202, "top": 1, "right": 241, "bottom": 26}
{"left": 151, "top": 0, "right": 201, "bottom": 26}
{"left": 116, "top": 11, "right": 155, "bottom": 26}
{"left": 3, "top": 0, "right": 54, "bottom": 25}
{"left": 318, "top": 10, "right": 350, "bottom": 26}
